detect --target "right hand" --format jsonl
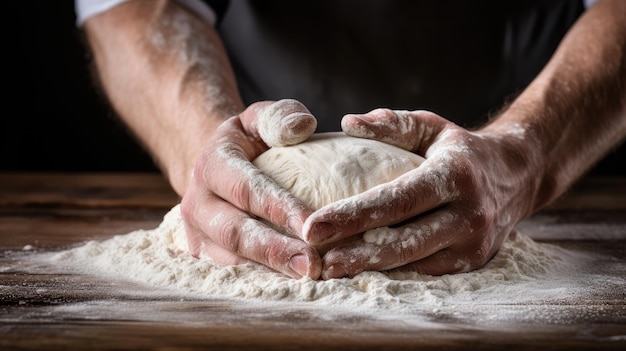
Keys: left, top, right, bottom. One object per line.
{"left": 180, "top": 99, "right": 322, "bottom": 279}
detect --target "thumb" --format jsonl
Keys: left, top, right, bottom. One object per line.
{"left": 243, "top": 99, "right": 317, "bottom": 147}
{"left": 341, "top": 108, "right": 450, "bottom": 155}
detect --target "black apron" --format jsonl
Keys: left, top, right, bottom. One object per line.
{"left": 215, "top": 0, "right": 584, "bottom": 131}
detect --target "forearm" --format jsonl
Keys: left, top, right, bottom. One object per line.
{"left": 483, "top": 0, "right": 626, "bottom": 214}
{"left": 83, "top": 0, "right": 244, "bottom": 194}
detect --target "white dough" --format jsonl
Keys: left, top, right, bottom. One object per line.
{"left": 252, "top": 132, "right": 425, "bottom": 210}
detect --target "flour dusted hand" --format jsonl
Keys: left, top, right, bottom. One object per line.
{"left": 180, "top": 99, "right": 321, "bottom": 279}
{"left": 304, "top": 109, "right": 538, "bottom": 279}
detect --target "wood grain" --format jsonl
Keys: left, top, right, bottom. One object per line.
{"left": 1, "top": 173, "right": 625, "bottom": 350}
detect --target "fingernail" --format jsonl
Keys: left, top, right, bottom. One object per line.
{"left": 289, "top": 254, "right": 310, "bottom": 278}
{"left": 343, "top": 113, "right": 376, "bottom": 125}
{"left": 356, "top": 114, "right": 377, "bottom": 123}
{"left": 282, "top": 112, "right": 314, "bottom": 128}
{"left": 280, "top": 112, "right": 317, "bottom": 145}
{"left": 322, "top": 263, "right": 348, "bottom": 280}
{"left": 304, "top": 221, "right": 336, "bottom": 245}
{"left": 341, "top": 115, "right": 377, "bottom": 138}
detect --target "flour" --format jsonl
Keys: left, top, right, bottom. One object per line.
{"left": 50, "top": 204, "right": 587, "bottom": 313}
{"left": 47, "top": 132, "right": 596, "bottom": 313}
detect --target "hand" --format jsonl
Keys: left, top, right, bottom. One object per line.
{"left": 180, "top": 99, "right": 322, "bottom": 279}
{"left": 303, "top": 108, "right": 538, "bottom": 279}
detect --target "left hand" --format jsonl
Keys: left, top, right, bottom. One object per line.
{"left": 181, "top": 99, "right": 322, "bottom": 279}
{"left": 303, "top": 108, "right": 540, "bottom": 279}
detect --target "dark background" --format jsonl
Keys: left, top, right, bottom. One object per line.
{"left": 2, "top": 2, "right": 158, "bottom": 173}
{"left": 2, "top": 1, "right": 624, "bottom": 176}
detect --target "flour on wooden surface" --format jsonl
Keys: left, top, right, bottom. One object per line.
{"left": 48, "top": 133, "right": 595, "bottom": 312}
{"left": 50, "top": 205, "right": 587, "bottom": 312}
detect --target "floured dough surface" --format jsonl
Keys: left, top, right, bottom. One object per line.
{"left": 253, "top": 132, "right": 425, "bottom": 210}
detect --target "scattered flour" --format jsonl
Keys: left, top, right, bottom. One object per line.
{"left": 50, "top": 204, "right": 585, "bottom": 312}
{"left": 46, "top": 132, "right": 597, "bottom": 314}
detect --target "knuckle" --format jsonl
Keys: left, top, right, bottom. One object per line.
{"left": 371, "top": 107, "right": 393, "bottom": 117}
{"left": 265, "top": 239, "right": 291, "bottom": 268}
{"left": 186, "top": 234, "right": 201, "bottom": 258}
{"left": 193, "top": 149, "right": 214, "bottom": 184}
{"left": 342, "top": 208, "right": 371, "bottom": 235}
{"left": 395, "top": 224, "right": 436, "bottom": 263}
{"left": 217, "top": 218, "right": 242, "bottom": 253}
{"left": 457, "top": 230, "right": 496, "bottom": 270}
{"left": 395, "top": 241, "right": 421, "bottom": 266}
{"left": 468, "top": 207, "right": 494, "bottom": 233}
{"left": 466, "top": 243, "right": 492, "bottom": 269}
{"left": 262, "top": 198, "right": 285, "bottom": 226}
{"left": 447, "top": 157, "right": 478, "bottom": 191}
{"left": 367, "top": 227, "right": 421, "bottom": 268}
{"left": 230, "top": 178, "right": 252, "bottom": 211}
{"left": 180, "top": 196, "right": 197, "bottom": 225}
{"left": 385, "top": 183, "right": 420, "bottom": 219}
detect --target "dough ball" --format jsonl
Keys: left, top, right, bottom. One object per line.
{"left": 253, "top": 132, "right": 425, "bottom": 210}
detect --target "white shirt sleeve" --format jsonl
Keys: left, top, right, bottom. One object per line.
{"left": 74, "top": 0, "right": 217, "bottom": 26}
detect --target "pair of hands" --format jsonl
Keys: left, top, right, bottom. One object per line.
{"left": 181, "top": 99, "right": 536, "bottom": 280}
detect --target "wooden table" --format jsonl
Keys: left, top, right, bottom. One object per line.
{"left": 1, "top": 172, "right": 625, "bottom": 350}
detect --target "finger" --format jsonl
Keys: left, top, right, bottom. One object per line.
{"left": 341, "top": 108, "right": 449, "bottom": 154}
{"left": 303, "top": 156, "right": 461, "bottom": 245}
{"left": 202, "top": 117, "right": 312, "bottom": 237}
{"left": 185, "top": 224, "right": 252, "bottom": 266}
{"left": 181, "top": 193, "right": 322, "bottom": 279}
{"left": 320, "top": 208, "right": 466, "bottom": 279}
{"left": 387, "top": 249, "right": 470, "bottom": 277}
{"left": 243, "top": 99, "right": 317, "bottom": 147}
{"left": 391, "top": 225, "right": 504, "bottom": 276}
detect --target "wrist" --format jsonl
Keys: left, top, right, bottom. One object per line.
{"left": 159, "top": 106, "right": 239, "bottom": 197}
{"left": 478, "top": 115, "right": 549, "bottom": 219}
